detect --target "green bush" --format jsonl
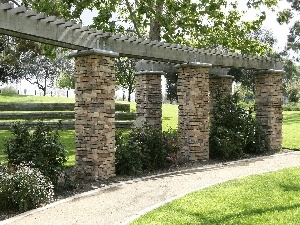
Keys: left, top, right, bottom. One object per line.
{"left": 115, "top": 126, "right": 178, "bottom": 175}
{"left": 0, "top": 162, "right": 54, "bottom": 212}
{"left": 209, "top": 92, "right": 267, "bottom": 160}
{"left": 4, "top": 122, "right": 68, "bottom": 185}
{"left": 0, "top": 86, "right": 18, "bottom": 95}
{"left": 283, "top": 102, "right": 300, "bottom": 111}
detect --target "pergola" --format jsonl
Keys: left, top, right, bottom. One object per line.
{"left": 0, "top": 3, "right": 284, "bottom": 180}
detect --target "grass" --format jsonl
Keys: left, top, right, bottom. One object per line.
{"left": 0, "top": 93, "right": 75, "bottom": 103}
{"left": 130, "top": 167, "right": 300, "bottom": 225}
{"left": 282, "top": 111, "right": 300, "bottom": 150}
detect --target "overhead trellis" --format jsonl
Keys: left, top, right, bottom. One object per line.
{"left": 0, "top": 3, "right": 282, "bottom": 70}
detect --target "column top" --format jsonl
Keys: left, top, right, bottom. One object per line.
{"left": 69, "top": 49, "right": 119, "bottom": 58}
{"left": 210, "top": 74, "right": 234, "bottom": 79}
{"left": 135, "top": 71, "right": 165, "bottom": 76}
{"left": 256, "top": 69, "right": 285, "bottom": 75}
{"left": 175, "top": 62, "right": 212, "bottom": 68}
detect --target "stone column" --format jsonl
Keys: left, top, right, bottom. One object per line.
{"left": 255, "top": 69, "right": 284, "bottom": 151}
{"left": 135, "top": 71, "right": 164, "bottom": 129}
{"left": 176, "top": 62, "right": 212, "bottom": 161}
{"left": 71, "top": 49, "right": 118, "bottom": 180}
{"left": 209, "top": 74, "right": 234, "bottom": 119}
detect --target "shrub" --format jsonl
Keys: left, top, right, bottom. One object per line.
{"left": 209, "top": 92, "right": 267, "bottom": 160}
{"left": 4, "top": 122, "right": 68, "bottom": 185}
{"left": 115, "top": 125, "right": 178, "bottom": 175}
{"left": 0, "top": 86, "right": 18, "bottom": 95}
{"left": 0, "top": 162, "right": 54, "bottom": 212}
{"left": 283, "top": 102, "right": 300, "bottom": 111}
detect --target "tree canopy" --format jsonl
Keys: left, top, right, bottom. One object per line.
{"left": 16, "top": 0, "right": 280, "bottom": 56}
{"left": 277, "top": 0, "right": 300, "bottom": 60}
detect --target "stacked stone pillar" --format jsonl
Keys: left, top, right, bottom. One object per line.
{"left": 209, "top": 74, "right": 234, "bottom": 119}
{"left": 71, "top": 49, "right": 118, "bottom": 180}
{"left": 135, "top": 71, "right": 164, "bottom": 129}
{"left": 255, "top": 70, "right": 284, "bottom": 151}
{"left": 176, "top": 62, "right": 212, "bottom": 161}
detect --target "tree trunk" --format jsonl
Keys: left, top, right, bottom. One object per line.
{"left": 128, "top": 87, "right": 132, "bottom": 102}
{"left": 149, "top": 1, "right": 164, "bottom": 41}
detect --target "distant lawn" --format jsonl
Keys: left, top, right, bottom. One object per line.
{"left": 0, "top": 93, "right": 75, "bottom": 103}
{"left": 130, "top": 167, "right": 300, "bottom": 225}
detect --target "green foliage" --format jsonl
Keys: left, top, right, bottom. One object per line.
{"left": 286, "top": 78, "right": 300, "bottom": 102}
{"left": 115, "top": 58, "right": 136, "bottom": 102}
{"left": 210, "top": 92, "right": 267, "bottom": 160}
{"left": 0, "top": 162, "right": 54, "bottom": 212}
{"left": 115, "top": 126, "right": 178, "bottom": 175}
{"left": 164, "top": 72, "right": 178, "bottom": 103}
{"left": 57, "top": 72, "right": 75, "bottom": 89}
{"left": 0, "top": 86, "right": 18, "bottom": 95}
{"left": 4, "top": 122, "right": 68, "bottom": 185}
{"left": 283, "top": 102, "right": 300, "bottom": 111}
{"left": 277, "top": 0, "right": 300, "bottom": 61}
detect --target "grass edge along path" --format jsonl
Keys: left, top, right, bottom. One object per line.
{"left": 130, "top": 167, "right": 300, "bottom": 225}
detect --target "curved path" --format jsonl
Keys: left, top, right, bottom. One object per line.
{"left": 1, "top": 151, "right": 300, "bottom": 225}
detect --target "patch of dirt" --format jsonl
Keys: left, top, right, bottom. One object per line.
{"left": 0, "top": 149, "right": 293, "bottom": 221}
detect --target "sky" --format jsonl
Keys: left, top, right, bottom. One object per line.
{"left": 80, "top": 1, "right": 295, "bottom": 52}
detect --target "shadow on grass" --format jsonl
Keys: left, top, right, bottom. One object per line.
{"left": 163, "top": 116, "right": 172, "bottom": 121}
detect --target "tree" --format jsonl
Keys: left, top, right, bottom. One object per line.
{"left": 18, "top": 0, "right": 279, "bottom": 55}
{"left": 115, "top": 57, "right": 136, "bottom": 102}
{"left": 282, "top": 59, "right": 300, "bottom": 101}
{"left": 164, "top": 72, "right": 178, "bottom": 104}
{"left": 286, "top": 78, "right": 300, "bottom": 102}
{"left": 16, "top": 52, "right": 56, "bottom": 96}
{"left": 277, "top": 0, "right": 300, "bottom": 60}
{"left": 56, "top": 57, "right": 75, "bottom": 90}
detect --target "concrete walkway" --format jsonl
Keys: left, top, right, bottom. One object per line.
{"left": 1, "top": 151, "right": 300, "bottom": 225}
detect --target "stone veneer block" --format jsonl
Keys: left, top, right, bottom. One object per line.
{"left": 135, "top": 71, "right": 164, "bottom": 129}
{"left": 72, "top": 49, "right": 118, "bottom": 180}
{"left": 255, "top": 70, "right": 284, "bottom": 151}
{"left": 176, "top": 62, "right": 212, "bottom": 161}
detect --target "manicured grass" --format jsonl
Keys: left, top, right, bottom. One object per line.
{"left": 0, "top": 94, "right": 75, "bottom": 103}
{"left": 130, "top": 167, "right": 300, "bottom": 225}
{"left": 119, "top": 101, "right": 178, "bottom": 130}
{"left": 282, "top": 111, "right": 300, "bottom": 150}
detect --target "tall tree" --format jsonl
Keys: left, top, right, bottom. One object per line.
{"left": 277, "top": 0, "right": 300, "bottom": 60}
{"left": 15, "top": 51, "right": 70, "bottom": 96}
{"left": 115, "top": 57, "right": 136, "bottom": 102}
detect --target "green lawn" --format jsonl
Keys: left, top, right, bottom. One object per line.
{"left": 282, "top": 111, "right": 300, "bottom": 150}
{"left": 130, "top": 167, "right": 300, "bottom": 225}
{"left": 0, "top": 94, "right": 74, "bottom": 103}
